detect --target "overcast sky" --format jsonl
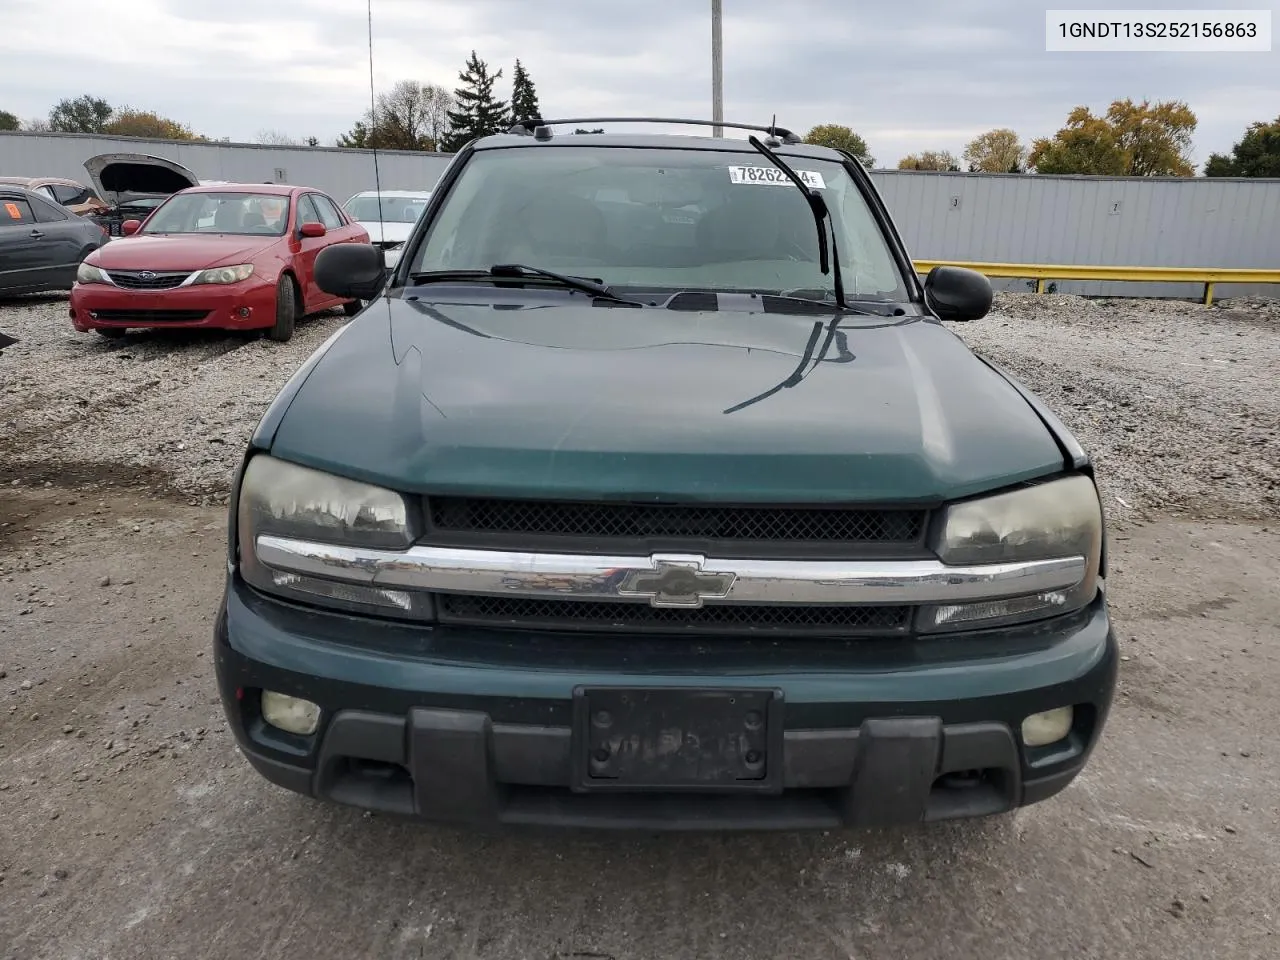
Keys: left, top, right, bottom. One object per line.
{"left": 4, "top": 0, "right": 1277, "bottom": 167}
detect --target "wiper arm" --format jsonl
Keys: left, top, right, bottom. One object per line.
{"left": 406, "top": 266, "right": 647, "bottom": 307}
{"left": 489, "top": 263, "right": 647, "bottom": 307}
{"left": 746, "top": 135, "right": 848, "bottom": 310}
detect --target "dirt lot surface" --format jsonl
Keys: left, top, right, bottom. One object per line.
{"left": 1, "top": 293, "right": 1278, "bottom": 960}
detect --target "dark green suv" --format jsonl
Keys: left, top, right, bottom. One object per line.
{"left": 213, "top": 118, "right": 1116, "bottom": 830}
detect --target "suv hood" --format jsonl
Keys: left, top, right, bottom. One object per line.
{"left": 268, "top": 298, "right": 1067, "bottom": 503}
{"left": 84, "top": 153, "right": 200, "bottom": 205}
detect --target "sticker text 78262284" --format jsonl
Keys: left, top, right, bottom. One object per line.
{"left": 727, "top": 166, "right": 827, "bottom": 189}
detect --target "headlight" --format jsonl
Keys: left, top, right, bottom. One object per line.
{"left": 192, "top": 263, "right": 254, "bottom": 285}
{"left": 919, "top": 474, "right": 1103, "bottom": 632}
{"left": 77, "top": 262, "right": 106, "bottom": 284}
{"left": 237, "top": 454, "right": 432, "bottom": 619}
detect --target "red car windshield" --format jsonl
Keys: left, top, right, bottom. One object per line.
{"left": 142, "top": 192, "right": 291, "bottom": 236}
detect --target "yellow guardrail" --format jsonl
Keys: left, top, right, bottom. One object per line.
{"left": 912, "top": 259, "right": 1280, "bottom": 306}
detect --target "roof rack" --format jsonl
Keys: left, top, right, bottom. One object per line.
{"left": 506, "top": 117, "right": 803, "bottom": 144}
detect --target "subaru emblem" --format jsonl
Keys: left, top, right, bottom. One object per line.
{"left": 139, "top": 271, "right": 156, "bottom": 281}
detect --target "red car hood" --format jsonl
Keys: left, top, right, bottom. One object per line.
{"left": 89, "top": 234, "right": 278, "bottom": 272}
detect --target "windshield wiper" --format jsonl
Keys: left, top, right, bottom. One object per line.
{"left": 746, "top": 135, "right": 849, "bottom": 310}
{"left": 406, "top": 265, "right": 647, "bottom": 307}
{"left": 489, "top": 263, "right": 647, "bottom": 306}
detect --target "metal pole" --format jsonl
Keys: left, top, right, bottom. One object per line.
{"left": 711, "top": 0, "right": 724, "bottom": 137}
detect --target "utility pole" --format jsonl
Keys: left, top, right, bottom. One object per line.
{"left": 711, "top": 0, "right": 724, "bottom": 137}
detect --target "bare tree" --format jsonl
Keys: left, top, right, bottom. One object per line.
{"left": 256, "top": 128, "right": 300, "bottom": 146}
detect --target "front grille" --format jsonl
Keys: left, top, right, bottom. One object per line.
{"left": 437, "top": 594, "right": 911, "bottom": 636}
{"left": 428, "top": 497, "right": 926, "bottom": 545}
{"left": 109, "top": 270, "right": 190, "bottom": 290}
{"left": 89, "top": 309, "right": 210, "bottom": 323}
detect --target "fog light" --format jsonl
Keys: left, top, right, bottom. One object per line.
{"left": 261, "top": 690, "right": 321, "bottom": 735}
{"left": 1021, "top": 706, "right": 1073, "bottom": 747}
{"left": 237, "top": 307, "right": 251, "bottom": 318}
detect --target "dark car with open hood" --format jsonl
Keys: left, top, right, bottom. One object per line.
{"left": 82, "top": 152, "right": 224, "bottom": 237}
{"left": 213, "top": 117, "right": 1117, "bottom": 832}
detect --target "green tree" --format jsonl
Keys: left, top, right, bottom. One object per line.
{"left": 963, "top": 128, "right": 1027, "bottom": 173}
{"left": 443, "top": 51, "right": 509, "bottom": 151}
{"left": 1030, "top": 99, "right": 1197, "bottom": 176}
{"left": 337, "top": 120, "right": 374, "bottom": 148}
{"left": 509, "top": 59, "right": 541, "bottom": 123}
{"left": 49, "top": 94, "right": 113, "bottom": 133}
{"left": 103, "top": 107, "right": 204, "bottom": 140}
{"left": 803, "top": 124, "right": 874, "bottom": 167}
{"left": 0, "top": 110, "right": 18, "bottom": 131}
{"left": 898, "top": 150, "right": 961, "bottom": 171}
{"left": 1204, "top": 115, "right": 1280, "bottom": 177}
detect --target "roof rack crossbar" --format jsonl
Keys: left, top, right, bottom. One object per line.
{"left": 506, "top": 117, "right": 803, "bottom": 144}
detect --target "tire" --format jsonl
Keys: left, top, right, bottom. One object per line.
{"left": 342, "top": 299, "right": 363, "bottom": 317}
{"left": 95, "top": 328, "right": 126, "bottom": 339}
{"left": 269, "top": 275, "right": 298, "bottom": 342}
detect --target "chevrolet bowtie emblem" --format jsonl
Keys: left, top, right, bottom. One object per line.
{"left": 616, "top": 555, "right": 736, "bottom": 609}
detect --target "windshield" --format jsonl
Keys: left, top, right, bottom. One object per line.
{"left": 141, "top": 192, "right": 291, "bottom": 235}
{"left": 410, "top": 146, "right": 907, "bottom": 301}
{"left": 346, "top": 194, "right": 429, "bottom": 223}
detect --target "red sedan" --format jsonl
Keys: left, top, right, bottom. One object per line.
{"left": 69, "top": 183, "right": 370, "bottom": 342}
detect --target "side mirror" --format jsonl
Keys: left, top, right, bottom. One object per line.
{"left": 121, "top": 219, "right": 141, "bottom": 236}
{"left": 923, "top": 265, "right": 992, "bottom": 323}
{"left": 300, "top": 221, "right": 327, "bottom": 238}
{"left": 315, "top": 243, "right": 386, "bottom": 300}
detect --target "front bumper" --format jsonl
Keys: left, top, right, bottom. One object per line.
{"left": 69, "top": 277, "right": 277, "bottom": 332}
{"left": 215, "top": 575, "right": 1118, "bottom": 831}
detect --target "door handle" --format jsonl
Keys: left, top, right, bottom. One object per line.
{"left": 29, "top": 229, "right": 44, "bottom": 239}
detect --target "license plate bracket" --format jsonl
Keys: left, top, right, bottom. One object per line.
{"left": 571, "top": 686, "right": 784, "bottom": 793}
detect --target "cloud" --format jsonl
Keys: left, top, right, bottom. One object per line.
{"left": 1, "top": 0, "right": 1275, "bottom": 164}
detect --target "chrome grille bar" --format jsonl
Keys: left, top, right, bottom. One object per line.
{"left": 254, "top": 535, "right": 1086, "bottom": 607}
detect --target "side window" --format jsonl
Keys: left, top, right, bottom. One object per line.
{"left": 28, "top": 193, "right": 71, "bottom": 223}
{"left": 297, "top": 195, "right": 322, "bottom": 226}
{"left": 1, "top": 197, "right": 36, "bottom": 225}
{"left": 36, "top": 185, "right": 57, "bottom": 202}
{"left": 51, "top": 184, "right": 82, "bottom": 205}
{"left": 312, "top": 194, "right": 344, "bottom": 229}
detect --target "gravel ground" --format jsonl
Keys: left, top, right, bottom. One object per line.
{"left": 2, "top": 290, "right": 1279, "bottom": 959}
{"left": 1, "top": 290, "right": 1276, "bottom": 521}
{"left": 0, "top": 296, "right": 351, "bottom": 501}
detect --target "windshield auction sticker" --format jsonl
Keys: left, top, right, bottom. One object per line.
{"left": 728, "top": 166, "right": 827, "bottom": 189}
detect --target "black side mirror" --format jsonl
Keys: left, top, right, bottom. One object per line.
{"left": 315, "top": 243, "right": 387, "bottom": 301}
{"left": 923, "top": 265, "right": 992, "bottom": 323}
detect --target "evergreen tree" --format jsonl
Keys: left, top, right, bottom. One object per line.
{"left": 444, "top": 51, "right": 508, "bottom": 151}
{"left": 509, "top": 59, "right": 541, "bottom": 123}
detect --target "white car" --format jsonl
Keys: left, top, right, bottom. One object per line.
{"left": 342, "top": 189, "right": 431, "bottom": 268}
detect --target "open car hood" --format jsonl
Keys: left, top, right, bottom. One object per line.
{"left": 83, "top": 153, "right": 201, "bottom": 206}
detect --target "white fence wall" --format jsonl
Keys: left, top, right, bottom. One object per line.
{"left": 4, "top": 131, "right": 1277, "bottom": 299}
{"left": 0, "top": 131, "right": 452, "bottom": 204}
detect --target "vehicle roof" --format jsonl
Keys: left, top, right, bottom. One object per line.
{"left": 349, "top": 189, "right": 433, "bottom": 198}
{"left": 0, "top": 175, "right": 85, "bottom": 187}
{"left": 0, "top": 184, "right": 53, "bottom": 201}
{"left": 180, "top": 182, "right": 308, "bottom": 196}
{"left": 470, "top": 131, "right": 848, "bottom": 161}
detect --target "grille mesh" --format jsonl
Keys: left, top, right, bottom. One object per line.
{"left": 437, "top": 594, "right": 910, "bottom": 635}
{"left": 428, "top": 498, "right": 925, "bottom": 544}
{"left": 109, "top": 271, "right": 189, "bottom": 290}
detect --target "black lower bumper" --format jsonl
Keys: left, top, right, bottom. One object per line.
{"left": 215, "top": 578, "right": 1117, "bottom": 831}
{"left": 240, "top": 706, "right": 1084, "bottom": 830}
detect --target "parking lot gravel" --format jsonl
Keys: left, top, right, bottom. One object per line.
{"left": 2, "top": 289, "right": 1279, "bottom": 960}
{"left": 2, "top": 290, "right": 1276, "bottom": 521}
